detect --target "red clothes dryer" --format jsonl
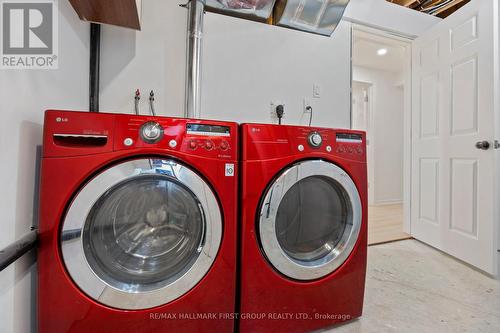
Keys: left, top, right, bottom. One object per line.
{"left": 38, "top": 110, "right": 238, "bottom": 333}
{"left": 239, "top": 123, "right": 368, "bottom": 333}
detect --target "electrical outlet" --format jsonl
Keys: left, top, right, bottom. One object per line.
{"left": 270, "top": 101, "right": 284, "bottom": 120}
{"left": 303, "top": 97, "right": 311, "bottom": 113}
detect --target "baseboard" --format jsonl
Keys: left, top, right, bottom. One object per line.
{"left": 372, "top": 199, "right": 403, "bottom": 206}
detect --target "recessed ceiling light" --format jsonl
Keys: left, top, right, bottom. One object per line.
{"left": 377, "top": 48, "right": 388, "bottom": 56}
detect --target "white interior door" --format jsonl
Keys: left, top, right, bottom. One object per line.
{"left": 411, "top": 0, "right": 498, "bottom": 275}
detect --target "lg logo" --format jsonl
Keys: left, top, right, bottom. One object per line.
{"left": 1, "top": 1, "right": 58, "bottom": 69}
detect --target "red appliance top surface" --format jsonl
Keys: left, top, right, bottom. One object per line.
{"left": 43, "top": 110, "right": 239, "bottom": 161}
{"left": 241, "top": 123, "right": 366, "bottom": 163}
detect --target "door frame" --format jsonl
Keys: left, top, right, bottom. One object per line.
{"left": 351, "top": 23, "right": 413, "bottom": 234}
{"left": 352, "top": 0, "right": 500, "bottom": 274}
{"left": 493, "top": 0, "right": 500, "bottom": 274}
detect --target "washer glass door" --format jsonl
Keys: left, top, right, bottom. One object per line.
{"left": 259, "top": 160, "right": 362, "bottom": 281}
{"left": 61, "top": 158, "right": 222, "bottom": 310}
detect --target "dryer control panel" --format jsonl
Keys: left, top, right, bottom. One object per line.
{"left": 335, "top": 133, "right": 364, "bottom": 155}
{"left": 241, "top": 123, "right": 366, "bottom": 162}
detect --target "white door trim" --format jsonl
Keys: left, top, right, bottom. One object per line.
{"left": 493, "top": 0, "right": 500, "bottom": 273}
{"left": 351, "top": 24, "right": 413, "bottom": 234}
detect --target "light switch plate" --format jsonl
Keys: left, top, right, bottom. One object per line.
{"left": 313, "top": 84, "right": 321, "bottom": 98}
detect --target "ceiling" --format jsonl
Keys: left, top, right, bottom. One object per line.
{"left": 387, "top": 0, "right": 470, "bottom": 18}
{"left": 352, "top": 30, "right": 408, "bottom": 73}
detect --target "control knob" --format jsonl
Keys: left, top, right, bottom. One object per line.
{"left": 205, "top": 140, "right": 214, "bottom": 150}
{"left": 308, "top": 132, "right": 323, "bottom": 148}
{"left": 140, "top": 121, "right": 163, "bottom": 144}
{"left": 219, "top": 140, "right": 229, "bottom": 151}
{"left": 188, "top": 140, "right": 198, "bottom": 150}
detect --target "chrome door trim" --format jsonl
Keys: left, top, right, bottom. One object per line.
{"left": 61, "top": 158, "right": 222, "bottom": 310}
{"left": 259, "top": 160, "right": 362, "bottom": 281}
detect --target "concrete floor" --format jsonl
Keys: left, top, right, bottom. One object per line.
{"left": 322, "top": 240, "right": 500, "bottom": 333}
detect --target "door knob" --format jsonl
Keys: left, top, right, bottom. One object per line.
{"left": 475, "top": 141, "right": 490, "bottom": 150}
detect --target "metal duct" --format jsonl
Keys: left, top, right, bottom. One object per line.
{"left": 203, "top": 0, "right": 350, "bottom": 36}
{"left": 204, "top": 0, "right": 277, "bottom": 21}
{"left": 185, "top": 0, "right": 205, "bottom": 119}
{"left": 274, "top": 0, "right": 350, "bottom": 36}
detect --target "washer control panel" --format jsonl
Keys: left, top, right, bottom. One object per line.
{"left": 187, "top": 138, "right": 231, "bottom": 151}
{"left": 185, "top": 123, "right": 231, "bottom": 152}
{"left": 114, "top": 115, "right": 237, "bottom": 159}
{"left": 43, "top": 111, "right": 239, "bottom": 160}
{"left": 186, "top": 123, "right": 230, "bottom": 137}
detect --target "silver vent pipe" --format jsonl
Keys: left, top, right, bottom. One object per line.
{"left": 185, "top": 0, "right": 205, "bottom": 119}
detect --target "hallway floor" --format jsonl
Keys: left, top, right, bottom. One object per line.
{"left": 322, "top": 240, "right": 500, "bottom": 333}
{"left": 368, "top": 204, "right": 410, "bottom": 245}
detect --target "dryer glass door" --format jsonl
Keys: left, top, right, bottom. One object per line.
{"left": 259, "top": 160, "right": 362, "bottom": 281}
{"left": 61, "top": 158, "right": 222, "bottom": 310}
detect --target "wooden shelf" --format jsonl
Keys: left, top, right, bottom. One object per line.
{"left": 69, "top": 0, "right": 141, "bottom": 30}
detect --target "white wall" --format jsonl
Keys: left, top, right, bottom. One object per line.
{"left": 352, "top": 82, "right": 376, "bottom": 203}
{"left": 100, "top": 1, "right": 187, "bottom": 117}
{"left": 344, "top": 0, "right": 441, "bottom": 37}
{"left": 99, "top": 0, "right": 442, "bottom": 123}
{"left": 353, "top": 66, "right": 404, "bottom": 204}
{"left": 0, "top": 1, "right": 89, "bottom": 332}
{"left": 201, "top": 14, "right": 351, "bottom": 127}
{"left": 100, "top": 2, "right": 352, "bottom": 128}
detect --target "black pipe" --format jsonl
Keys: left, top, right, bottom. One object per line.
{"left": 89, "top": 23, "right": 101, "bottom": 112}
{"left": 0, "top": 230, "right": 38, "bottom": 272}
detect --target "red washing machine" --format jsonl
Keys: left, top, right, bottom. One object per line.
{"left": 38, "top": 110, "right": 238, "bottom": 333}
{"left": 239, "top": 124, "right": 367, "bottom": 333}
